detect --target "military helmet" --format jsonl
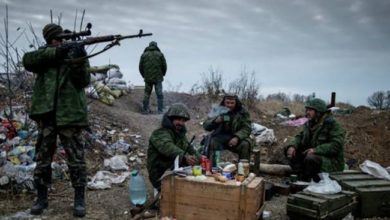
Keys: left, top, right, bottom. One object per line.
{"left": 305, "top": 98, "right": 327, "bottom": 113}
{"left": 149, "top": 41, "right": 157, "bottom": 47}
{"left": 42, "top": 23, "right": 63, "bottom": 43}
{"left": 166, "top": 103, "right": 190, "bottom": 121}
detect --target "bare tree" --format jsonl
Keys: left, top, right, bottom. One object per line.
{"left": 198, "top": 66, "right": 225, "bottom": 98}
{"left": 266, "top": 92, "right": 291, "bottom": 104}
{"left": 228, "top": 69, "right": 260, "bottom": 108}
{"left": 367, "top": 91, "right": 387, "bottom": 110}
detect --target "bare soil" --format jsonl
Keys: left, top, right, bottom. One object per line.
{"left": 1, "top": 91, "right": 389, "bottom": 219}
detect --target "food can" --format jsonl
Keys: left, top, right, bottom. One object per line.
{"left": 222, "top": 171, "right": 233, "bottom": 180}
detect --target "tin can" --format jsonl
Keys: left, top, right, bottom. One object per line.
{"left": 192, "top": 165, "right": 202, "bottom": 176}
{"left": 222, "top": 171, "right": 233, "bottom": 180}
{"left": 201, "top": 155, "right": 211, "bottom": 173}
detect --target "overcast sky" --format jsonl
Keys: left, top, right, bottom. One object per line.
{"left": 2, "top": 0, "right": 390, "bottom": 106}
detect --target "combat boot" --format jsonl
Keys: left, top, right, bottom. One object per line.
{"left": 30, "top": 184, "right": 48, "bottom": 215}
{"left": 157, "top": 98, "right": 164, "bottom": 114}
{"left": 73, "top": 186, "right": 86, "bottom": 217}
{"left": 142, "top": 100, "right": 150, "bottom": 114}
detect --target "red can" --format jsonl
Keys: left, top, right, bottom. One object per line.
{"left": 200, "top": 155, "right": 211, "bottom": 173}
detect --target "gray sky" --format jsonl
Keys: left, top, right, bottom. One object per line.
{"left": 2, "top": 0, "right": 390, "bottom": 106}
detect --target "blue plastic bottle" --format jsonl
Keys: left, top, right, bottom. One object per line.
{"left": 129, "top": 170, "right": 147, "bottom": 206}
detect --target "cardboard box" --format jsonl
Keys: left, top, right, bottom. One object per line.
{"left": 160, "top": 175, "right": 265, "bottom": 220}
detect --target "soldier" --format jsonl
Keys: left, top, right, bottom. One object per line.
{"left": 203, "top": 95, "right": 252, "bottom": 161}
{"left": 139, "top": 41, "right": 167, "bottom": 114}
{"left": 285, "top": 98, "right": 346, "bottom": 182}
{"left": 147, "top": 103, "right": 199, "bottom": 191}
{"left": 22, "top": 23, "right": 90, "bottom": 217}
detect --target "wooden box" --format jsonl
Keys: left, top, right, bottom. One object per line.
{"left": 287, "top": 190, "right": 358, "bottom": 220}
{"left": 160, "top": 175, "right": 265, "bottom": 220}
{"left": 330, "top": 171, "right": 390, "bottom": 218}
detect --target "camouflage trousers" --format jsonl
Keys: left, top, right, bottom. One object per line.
{"left": 209, "top": 133, "right": 251, "bottom": 160}
{"left": 143, "top": 81, "right": 164, "bottom": 112}
{"left": 34, "top": 119, "right": 87, "bottom": 187}
{"left": 289, "top": 153, "right": 322, "bottom": 182}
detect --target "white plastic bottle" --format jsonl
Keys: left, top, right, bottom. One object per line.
{"left": 129, "top": 170, "right": 147, "bottom": 206}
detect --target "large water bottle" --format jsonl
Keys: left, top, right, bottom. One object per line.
{"left": 129, "top": 170, "right": 147, "bottom": 206}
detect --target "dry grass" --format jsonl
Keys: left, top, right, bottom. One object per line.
{"left": 254, "top": 100, "right": 305, "bottom": 117}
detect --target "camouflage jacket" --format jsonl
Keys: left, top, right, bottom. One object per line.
{"left": 203, "top": 107, "right": 252, "bottom": 145}
{"left": 286, "top": 113, "right": 346, "bottom": 172}
{"left": 147, "top": 114, "right": 198, "bottom": 188}
{"left": 23, "top": 46, "right": 90, "bottom": 127}
{"left": 139, "top": 45, "right": 167, "bottom": 83}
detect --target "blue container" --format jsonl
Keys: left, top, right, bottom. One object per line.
{"left": 129, "top": 170, "right": 147, "bottom": 206}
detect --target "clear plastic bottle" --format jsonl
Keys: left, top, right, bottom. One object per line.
{"left": 129, "top": 170, "right": 147, "bottom": 206}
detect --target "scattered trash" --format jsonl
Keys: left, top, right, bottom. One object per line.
{"left": 303, "top": 173, "right": 342, "bottom": 194}
{"left": 359, "top": 160, "right": 390, "bottom": 180}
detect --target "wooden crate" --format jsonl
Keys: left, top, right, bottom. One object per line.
{"left": 330, "top": 171, "right": 390, "bottom": 218}
{"left": 160, "top": 175, "right": 265, "bottom": 220}
{"left": 287, "top": 191, "right": 358, "bottom": 220}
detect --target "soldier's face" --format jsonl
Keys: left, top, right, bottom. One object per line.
{"left": 224, "top": 98, "right": 237, "bottom": 111}
{"left": 172, "top": 117, "right": 186, "bottom": 132}
{"left": 305, "top": 108, "right": 316, "bottom": 120}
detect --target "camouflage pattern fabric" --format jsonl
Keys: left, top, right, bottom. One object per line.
{"left": 143, "top": 81, "right": 163, "bottom": 102}
{"left": 139, "top": 44, "right": 167, "bottom": 83}
{"left": 34, "top": 116, "right": 86, "bottom": 187}
{"left": 22, "top": 45, "right": 90, "bottom": 127}
{"left": 203, "top": 102, "right": 252, "bottom": 160}
{"left": 147, "top": 114, "right": 199, "bottom": 190}
{"left": 285, "top": 112, "right": 346, "bottom": 172}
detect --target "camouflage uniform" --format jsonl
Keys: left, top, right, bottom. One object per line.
{"left": 147, "top": 103, "right": 199, "bottom": 190}
{"left": 203, "top": 96, "right": 252, "bottom": 160}
{"left": 23, "top": 23, "right": 90, "bottom": 216}
{"left": 285, "top": 98, "right": 346, "bottom": 181}
{"left": 139, "top": 41, "right": 167, "bottom": 113}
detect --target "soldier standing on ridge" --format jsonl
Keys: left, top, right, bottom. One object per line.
{"left": 23, "top": 23, "right": 90, "bottom": 217}
{"left": 139, "top": 41, "right": 167, "bottom": 114}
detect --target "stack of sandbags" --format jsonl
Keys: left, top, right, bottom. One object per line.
{"left": 87, "top": 65, "right": 129, "bottom": 105}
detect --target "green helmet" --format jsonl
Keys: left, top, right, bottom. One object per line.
{"left": 149, "top": 41, "right": 157, "bottom": 47}
{"left": 305, "top": 98, "right": 327, "bottom": 113}
{"left": 166, "top": 103, "right": 190, "bottom": 121}
{"left": 42, "top": 23, "right": 63, "bottom": 43}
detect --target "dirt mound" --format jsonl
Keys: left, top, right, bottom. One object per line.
{"left": 1, "top": 91, "right": 389, "bottom": 219}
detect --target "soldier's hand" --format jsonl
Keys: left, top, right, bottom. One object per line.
{"left": 287, "top": 146, "right": 296, "bottom": 159}
{"left": 228, "top": 137, "right": 239, "bottom": 147}
{"left": 214, "top": 116, "right": 223, "bottom": 124}
{"left": 303, "top": 148, "right": 315, "bottom": 155}
{"left": 184, "top": 155, "right": 197, "bottom": 166}
{"left": 56, "top": 45, "right": 70, "bottom": 59}
{"left": 70, "top": 45, "right": 87, "bottom": 58}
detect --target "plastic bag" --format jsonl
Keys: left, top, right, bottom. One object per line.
{"left": 359, "top": 160, "right": 390, "bottom": 181}
{"left": 303, "top": 173, "right": 342, "bottom": 194}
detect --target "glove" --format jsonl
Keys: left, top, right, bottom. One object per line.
{"left": 55, "top": 45, "right": 70, "bottom": 59}
{"left": 69, "top": 45, "right": 87, "bottom": 58}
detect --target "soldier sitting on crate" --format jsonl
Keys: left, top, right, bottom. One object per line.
{"left": 147, "top": 103, "right": 200, "bottom": 191}
{"left": 202, "top": 94, "right": 252, "bottom": 162}
{"left": 284, "top": 98, "right": 346, "bottom": 182}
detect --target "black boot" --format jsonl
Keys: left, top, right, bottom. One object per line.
{"left": 157, "top": 98, "right": 164, "bottom": 114}
{"left": 142, "top": 100, "right": 150, "bottom": 114}
{"left": 73, "top": 186, "right": 86, "bottom": 217}
{"left": 30, "top": 184, "right": 48, "bottom": 215}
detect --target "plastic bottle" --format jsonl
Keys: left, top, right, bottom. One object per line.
{"left": 212, "top": 150, "right": 220, "bottom": 167}
{"left": 129, "top": 170, "right": 147, "bottom": 206}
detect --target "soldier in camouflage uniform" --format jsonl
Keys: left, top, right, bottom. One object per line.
{"left": 139, "top": 41, "right": 167, "bottom": 114}
{"left": 285, "top": 98, "right": 346, "bottom": 182}
{"left": 22, "top": 23, "right": 90, "bottom": 217}
{"left": 203, "top": 95, "right": 252, "bottom": 161}
{"left": 147, "top": 103, "right": 199, "bottom": 191}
